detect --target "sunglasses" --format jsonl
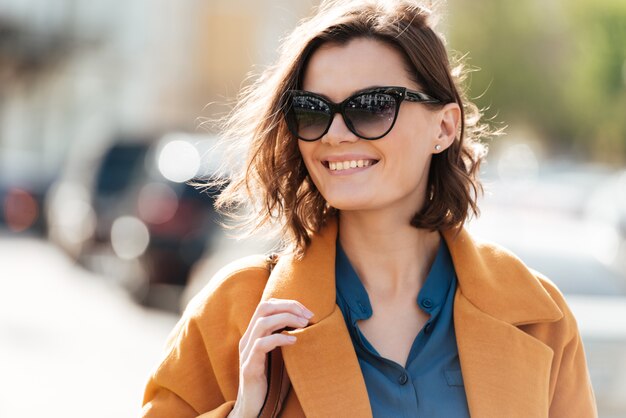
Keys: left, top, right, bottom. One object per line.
{"left": 283, "top": 86, "right": 440, "bottom": 141}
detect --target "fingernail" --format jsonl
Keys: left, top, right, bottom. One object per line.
{"left": 287, "top": 335, "right": 297, "bottom": 342}
{"left": 302, "top": 310, "right": 314, "bottom": 319}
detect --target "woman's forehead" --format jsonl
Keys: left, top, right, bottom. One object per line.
{"left": 301, "top": 38, "right": 417, "bottom": 101}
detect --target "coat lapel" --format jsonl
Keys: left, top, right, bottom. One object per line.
{"left": 453, "top": 293, "right": 554, "bottom": 417}
{"left": 442, "top": 227, "right": 563, "bottom": 418}
{"left": 261, "top": 219, "right": 372, "bottom": 418}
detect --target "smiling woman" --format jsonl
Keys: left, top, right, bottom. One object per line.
{"left": 296, "top": 38, "right": 458, "bottom": 215}
{"left": 142, "top": 1, "right": 598, "bottom": 417}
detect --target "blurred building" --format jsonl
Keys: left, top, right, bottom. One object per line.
{"left": 0, "top": 0, "right": 316, "bottom": 191}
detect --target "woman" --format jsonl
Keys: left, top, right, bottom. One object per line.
{"left": 142, "top": 0, "right": 597, "bottom": 417}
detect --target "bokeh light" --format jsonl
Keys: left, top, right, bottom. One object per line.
{"left": 137, "top": 182, "right": 179, "bottom": 225}
{"left": 157, "top": 140, "right": 200, "bottom": 183}
{"left": 111, "top": 216, "right": 150, "bottom": 260}
{"left": 3, "top": 188, "right": 38, "bottom": 232}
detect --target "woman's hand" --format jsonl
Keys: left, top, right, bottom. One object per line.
{"left": 228, "top": 298, "right": 314, "bottom": 418}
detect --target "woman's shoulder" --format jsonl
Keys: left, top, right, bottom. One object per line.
{"left": 458, "top": 233, "right": 573, "bottom": 316}
{"left": 476, "top": 238, "right": 568, "bottom": 299}
{"left": 183, "top": 254, "right": 272, "bottom": 326}
{"left": 527, "top": 267, "right": 578, "bottom": 330}
{"left": 470, "top": 236, "right": 578, "bottom": 332}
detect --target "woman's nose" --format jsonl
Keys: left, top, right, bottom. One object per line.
{"left": 321, "top": 113, "right": 359, "bottom": 145}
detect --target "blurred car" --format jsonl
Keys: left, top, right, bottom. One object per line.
{"left": 482, "top": 158, "right": 625, "bottom": 280}
{"left": 46, "top": 132, "right": 226, "bottom": 310}
{"left": 482, "top": 157, "right": 615, "bottom": 217}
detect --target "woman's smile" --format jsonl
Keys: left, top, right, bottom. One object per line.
{"left": 321, "top": 154, "right": 380, "bottom": 175}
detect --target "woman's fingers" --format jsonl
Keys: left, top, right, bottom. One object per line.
{"left": 240, "top": 333, "right": 297, "bottom": 380}
{"left": 257, "top": 298, "right": 314, "bottom": 319}
{"left": 239, "top": 299, "right": 313, "bottom": 351}
{"left": 241, "top": 311, "right": 310, "bottom": 360}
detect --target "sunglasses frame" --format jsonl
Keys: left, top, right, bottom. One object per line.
{"left": 283, "top": 86, "right": 441, "bottom": 141}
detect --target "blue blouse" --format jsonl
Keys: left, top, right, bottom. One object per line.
{"left": 335, "top": 237, "right": 470, "bottom": 417}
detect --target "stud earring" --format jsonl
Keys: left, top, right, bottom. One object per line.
{"left": 435, "top": 144, "right": 442, "bottom": 151}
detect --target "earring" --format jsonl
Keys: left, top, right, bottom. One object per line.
{"left": 435, "top": 144, "right": 442, "bottom": 151}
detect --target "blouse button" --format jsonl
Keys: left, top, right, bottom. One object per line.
{"left": 421, "top": 298, "right": 433, "bottom": 309}
{"left": 398, "top": 373, "right": 409, "bottom": 385}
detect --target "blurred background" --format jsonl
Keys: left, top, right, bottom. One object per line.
{"left": 0, "top": 0, "right": 624, "bottom": 417}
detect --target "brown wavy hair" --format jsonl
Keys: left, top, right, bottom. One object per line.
{"left": 209, "top": 0, "right": 492, "bottom": 254}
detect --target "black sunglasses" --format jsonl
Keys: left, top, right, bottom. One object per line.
{"left": 283, "top": 86, "right": 440, "bottom": 141}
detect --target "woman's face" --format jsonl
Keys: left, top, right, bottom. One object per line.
{"left": 298, "top": 37, "right": 451, "bottom": 217}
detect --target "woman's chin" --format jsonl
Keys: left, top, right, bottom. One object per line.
{"left": 326, "top": 197, "right": 380, "bottom": 212}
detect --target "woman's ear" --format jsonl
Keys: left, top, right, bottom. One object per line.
{"left": 433, "top": 103, "right": 461, "bottom": 153}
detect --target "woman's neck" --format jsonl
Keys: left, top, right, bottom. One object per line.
{"left": 338, "top": 210, "right": 441, "bottom": 298}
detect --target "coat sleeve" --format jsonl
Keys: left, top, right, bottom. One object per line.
{"left": 529, "top": 277, "right": 598, "bottom": 418}
{"left": 141, "top": 314, "right": 237, "bottom": 418}
{"left": 547, "top": 307, "right": 598, "bottom": 417}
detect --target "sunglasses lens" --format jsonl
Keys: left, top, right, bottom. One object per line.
{"left": 345, "top": 93, "right": 397, "bottom": 139}
{"left": 288, "top": 95, "right": 331, "bottom": 140}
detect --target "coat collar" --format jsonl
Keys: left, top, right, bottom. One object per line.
{"left": 261, "top": 217, "right": 563, "bottom": 417}
{"left": 262, "top": 217, "right": 563, "bottom": 325}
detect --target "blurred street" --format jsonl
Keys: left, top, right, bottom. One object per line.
{"left": 1, "top": 0, "right": 625, "bottom": 417}
{"left": 0, "top": 235, "right": 178, "bottom": 418}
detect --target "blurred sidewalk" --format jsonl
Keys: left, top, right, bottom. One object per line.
{"left": 0, "top": 235, "right": 179, "bottom": 418}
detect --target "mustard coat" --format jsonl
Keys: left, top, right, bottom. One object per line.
{"left": 142, "top": 219, "right": 597, "bottom": 417}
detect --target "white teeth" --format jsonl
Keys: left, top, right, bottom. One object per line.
{"left": 328, "top": 159, "right": 376, "bottom": 171}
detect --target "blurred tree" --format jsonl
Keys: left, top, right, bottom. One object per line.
{"left": 448, "top": 0, "right": 626, "bottom": 163}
